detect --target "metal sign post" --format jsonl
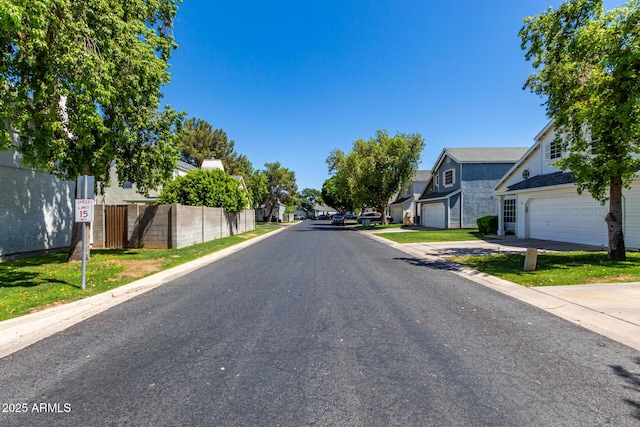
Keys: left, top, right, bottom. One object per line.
{"left": 75, "top": 176, "right": 95, "bottom": 290}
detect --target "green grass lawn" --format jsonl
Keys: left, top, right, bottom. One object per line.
{"left": 450, "top": 251, "right": 640, "bottom": 287}
{"left": 0, "top": 224, "right": 280, "bottom": 322}
{"left": 377, "top": 228, "right": 487, "bottom": 243}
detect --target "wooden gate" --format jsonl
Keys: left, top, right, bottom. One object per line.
{"left": 105, "top": 205, "right": 128, "bottom": 248}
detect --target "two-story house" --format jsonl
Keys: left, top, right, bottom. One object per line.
{"left": 418, "top": 147, "right": 528, "bottom": 229}
{"left": 493, "top": 121, "right": 640, "bottom": 249}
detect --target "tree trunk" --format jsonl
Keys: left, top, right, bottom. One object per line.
{"left": 266, "top": 202, "right": 275, "bottom": 223}
{"left": 605, "top": 176, "right": 626, "bottom": 261}
{"left": 380, "top": 202, "right": 388, "bottom": 225}
{"left": 67, "top": 221, "right": 91, "bottom": 263}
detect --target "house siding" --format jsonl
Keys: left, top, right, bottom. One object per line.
{"left": 0, "top": 149, "right": 74, "bottom": 260}
{"left": 460, "top": 163, "right": 515, "bottom": 228}
{"left": 449, "top": 193, "right": 461, "bottom": 228}
{"left": 624, "top": 185, "right": 640, "bottom": 250}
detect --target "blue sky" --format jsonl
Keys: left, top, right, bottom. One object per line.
{"left": 161, "top": 0, "right": 624, "bottom": 191}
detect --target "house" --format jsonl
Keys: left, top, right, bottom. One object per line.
{"left": 493, "top": 121, "right": 640, "bottom": 249}
{"left": 0, "top": 147, "right": 75, "bottom": 261}
{"left": 418, "top": 147, "right": 528, "bottom": 229}
{"left": 389, "top": 170, "right": 431, "bottom": 224}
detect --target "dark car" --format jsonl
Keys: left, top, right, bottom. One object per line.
{"left": 331, "top": 214, "right": 345, "bottom": 225}
{"left": 344, "top": 213, "right": 357, "bottom": 220}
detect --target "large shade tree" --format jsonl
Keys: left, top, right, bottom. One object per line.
{"left": 263, "top": 161, "right": 297, "bottom": 223}
{"left": 0, "top": 0, "right": 183, "bottom": 261}
{"left": 520, "top": 0, "right": 640, "bottom": 260}
{"left": 321, "top": 176, "right": 354, "bottom": 215}
{"left": 328, "top": 130, "right": 425, "bottom": 224}
{"left": 298, "top": 188, "right": 322, "bottom": 218}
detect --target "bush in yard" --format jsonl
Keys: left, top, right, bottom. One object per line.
{"left": 157, "top": 169, "right": 248, "bottom": 213}
{"left": 477, "top": 216, "right": 498, "bottom": 234}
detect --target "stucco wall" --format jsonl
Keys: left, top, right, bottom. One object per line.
{"left": 0, "top": 150, "right": 75, "bottom": 260}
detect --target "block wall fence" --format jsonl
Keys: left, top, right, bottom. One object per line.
{"left": 92, "top": 204, "right": 255, "bottom": 249}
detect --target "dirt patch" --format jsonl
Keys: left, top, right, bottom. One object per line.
{"left": 106, "top": 259, "right": 166, "bottom": 281}
{"left": 584, "top": 274, "right": 640, "bottom": 284}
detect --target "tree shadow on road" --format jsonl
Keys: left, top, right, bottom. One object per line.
{"left": 611, "top": 357, "right": 640, "bottom": 420}
{"left": 394, "top": 256, "right": 469, "bottom": 273}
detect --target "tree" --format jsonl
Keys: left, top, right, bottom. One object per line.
{"left": 321, "top": 176, "right": 354, "bottom": 215}
{"left": 328, "top": 130, "right": 425, "bottom": 224}
{"left": 520, "top": 0, "right": 640, "bottom": 260}
{"left": 178, "top": 117, "right": 244, "bottom": 172}
{"left": 1, "top": 0, "right": 183, "bottom": 261}
{"left": 298, "top": 188, "right": 322, "bottom": 218}
{"left": 263, "top": 162, "right": 297, "bottom": 223}
{"left": 247, "top": 169, "right": 269, "bottom": 209}
{"left": 157, "top": 169, "right": 248, "bottom": 213}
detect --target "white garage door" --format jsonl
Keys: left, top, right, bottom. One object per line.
{"left": 422, "top": 203, "right": 446, "bottom": 229}
{"left": 528, "top": 196, "right": 608, "bottom": 246}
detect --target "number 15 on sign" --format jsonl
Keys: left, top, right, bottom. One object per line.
{"left": 75, "top": 199, "right": 94, "bottom": 223}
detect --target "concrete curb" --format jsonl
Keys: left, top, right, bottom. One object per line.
{"left": 0, "top": 224, "right": 293, "bottom": 359}
{"left": 364, "top": 232, "right": 640, "bottom": 351}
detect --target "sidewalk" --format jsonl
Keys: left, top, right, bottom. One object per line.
{"left": 366, "top": 231, "right": 640, "bottom": 351}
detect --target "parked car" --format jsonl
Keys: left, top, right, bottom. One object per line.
{"left": 357, "top": 212, "right": 393, "bottom": 224}
{"left": 344, "top": 213, "right": 357, "bottom": 220}
{"left": 331, "top": 214, "right": 345, "bottom": 225}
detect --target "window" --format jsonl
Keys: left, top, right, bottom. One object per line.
{"left": 545, "top": 141, "right": 561, "bottom": 160}
{"left": 444, "top": 169, "right": 454, "bottom": 187}
{"left": 522, "top": 169, "right": 530, "bottom": 180}
{"left": 503, "top": 199, "right": 516, "bottom": 223}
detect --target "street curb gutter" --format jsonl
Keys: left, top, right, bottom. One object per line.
{"left": 365, "top": 232, "right": 640, "bottom": 352}
{"left": 0, "top": 224, "right": 293, "bottom": 359}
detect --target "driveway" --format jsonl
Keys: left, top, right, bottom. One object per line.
{"left": 405, "top": 235, "right": 604, "bottom": 257}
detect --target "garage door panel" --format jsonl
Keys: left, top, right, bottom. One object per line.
{"left": 422, "top": 203, "right": 446, "bottom": 229}
{"left": 528, "top": 196, "right": 608, "bottom": 246}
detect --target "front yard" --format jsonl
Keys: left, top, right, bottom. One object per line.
{"left": 372, "top": 228, "right": 640, "bottom": 287}
{"left": 451, "top": 252, "right": 640, "bottom": 287}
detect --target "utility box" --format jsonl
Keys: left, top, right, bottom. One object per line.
{"left": 523, "top": 248, "right": 538, "bottom": 271}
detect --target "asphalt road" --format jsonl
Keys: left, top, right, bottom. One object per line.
{"left": 1, "top": 221, "right": 640, "bottom": 426}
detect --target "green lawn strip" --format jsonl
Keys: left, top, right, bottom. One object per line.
{"left": 0, "top": 225, "right": 279, "bottom": 322}
{"left": 377, "top": 229, "right": 487, "bottom": 243}
{"left": 450, "top": 251, "right": 640, "bottom": 287}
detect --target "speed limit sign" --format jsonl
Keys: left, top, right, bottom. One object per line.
{"left": 75, "top": 199, "right": 94, "bottom": 223}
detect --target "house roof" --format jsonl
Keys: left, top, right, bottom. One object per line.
{"left": 445, "top": 147, "right": 529, "bottom": 163}
{"left": 418, "top": 188, "right": 460, "bottom": 201}
{"left": 506, "top": 171, "right": 576, "bottom": 191}
{"left": 390, "top": 195, "right": 414, "bottom": 205}
{"left": 413, "top": 170, "right": 432, "bottom": 182}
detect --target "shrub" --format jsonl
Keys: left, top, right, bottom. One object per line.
{"left": 477, "top": 215, "right": 498, "bottom": 234}
{"left": 157, "top": 169, "right": 248, "bottom": 213}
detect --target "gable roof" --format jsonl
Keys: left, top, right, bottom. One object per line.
{"left": 390, "top": 195, "right": 414, "bottom": 206}
{"left": 506, "top": 171, "right": 575, "bottom": 191}
{"left": 493, "top": 120, "right": 556, "bottom": 193}
{"left": 445, "top": 147, "right": 529, "bottom": 163}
